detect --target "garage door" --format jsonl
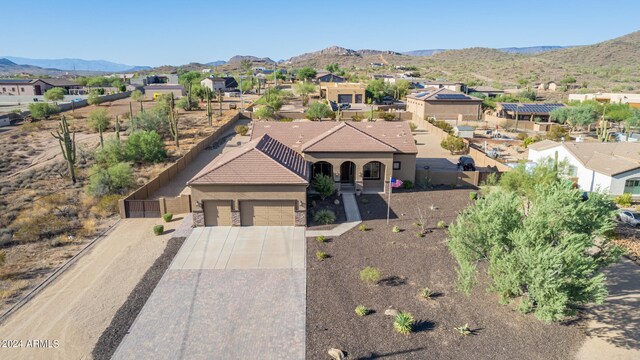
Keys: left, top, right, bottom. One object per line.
{"left": 203, "top": 200, "right": 232, "bottom": 226}
{"left": 240, "top": 200, "right": 295, "bottom": 226}
{"left": 337, "top": 94, "right": 353, "bottom": 103}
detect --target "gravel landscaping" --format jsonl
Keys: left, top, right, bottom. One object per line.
{"left": 307, "top": 193, "right": 347, "bottom": 230}
{"left": 92, "top": 236, "right": 186, "bottom": 360}
{"left": 307, "top": 189, "right": 587, "bottom": 360}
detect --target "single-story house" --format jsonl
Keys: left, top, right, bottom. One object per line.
{"left": 188, "top": 121, "right": 417, "bottom": 227}
{"left": 568, "top": 93, "right": 640, "bottom": 109}
{"left": 454, "top": 126, "right": 475, "bottom": 138}
{"left": 528, "top": 140, "right": 640, "bottom": 195}
{"left": 320, "top": 82, "right": 366, "bottom": 104}
{"left": 315, "top": 72, "right": 345, "bottom": 83}
{"left": 406, "top": 87, "right": 483, "bottom": 121}
{"left": 200, "top": 77, "right": 238, "bottom": 92}
{"left": 496, "top": 103, "right": 565, "bottom": 122}
{"left": 468, "top": 86, "right": 504, "bottom": 98}
{"left": 422, "top": 81, "right": 467, "bottom": 93}
{"left": 143, "top": 85, "right": 185, "bottom": 99}
{"left": 0, "top": 78, "right": 81, "bottom": 96}
{"left": 131, "top": 73, "right": 179, "bottom": 86}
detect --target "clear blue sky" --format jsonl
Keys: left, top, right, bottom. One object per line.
{"left": 2, "top": 0, "right": 639, "bottom": 66}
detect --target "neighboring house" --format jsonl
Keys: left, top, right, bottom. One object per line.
{"left": 568, "top": 93, "right": 640, "bottom": 109}
{"left": 188, "top": 121, "right": 418, "bottom": 227}
{"left": 454, "top": 126, "right": 475, "bottom": 138}
{"left": 406, "top": 87, "right": 483, "bottom": 121}
{"left": 200, "top": 77, "right": 238, "bottom": 92}
{"left": 527, "top": 140, "right": 640, "bottom": 195}
{"left": 131, "top": 73, "right": 179, "bottom": 86}
{"left": 0, "top": 78, "right": 81, "bottom": 96}
{"left": 201, "top": 68, "right": 213, "bottom": 73}
{"left": 370, "top": 62, "right": 384, "bottom": 67}
{"left": 422, "top": 81, "right": 467, "bottom": 93}
{"left": 468, "top": 86, "right": 504, "bottom": 98}
{"left": 143, "top": 84, "right": 185, "bottom": 99}
{"left": 315, "top": 72, "right": 345, "bottom": 83}
{"left": 537, "top": 81, "right": 559, "bottom": 91}
{"left": 495, "top": 103, "right": 565, "bottom": 122}
{"left": 320, "top": 82, "right": 366, "bottom": 104}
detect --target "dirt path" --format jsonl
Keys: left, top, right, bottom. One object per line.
{"left": 0, "top": 217, "right": 181, "bottom": 360}
{"left": 576, "top": 258, "right": 640, "bottom": 359}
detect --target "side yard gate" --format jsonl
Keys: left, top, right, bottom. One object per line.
{"left": 124, "top": 200, "right": 161, "bottom": 218}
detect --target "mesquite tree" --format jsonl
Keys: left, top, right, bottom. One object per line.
{"left": 51, "top": 115, "right": 77, "bottom": 184}
{"left": 168, "top": 93, "right": 180, "bottom": 147}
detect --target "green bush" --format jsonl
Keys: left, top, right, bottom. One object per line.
{"left": 394, "top": 312, "right": 415, "bottom": 335}
{"left": 516, "top": 132, "right": 528, "bottom": 141}
{"left": 0, "top": 250, "right": 5, "bottom": 266}
{"left": 131, "top": 110, "right": 168, "bottom": 134}
{"left": 360, "top": 266, "right": 381, "bottom": 285}
{"left": 409, "top": 122, "right": 418, "bottom": 132}
{"left": 28, "top": 103, "right": 60, "bottom": 119}
{"left": 126, "top": 131, "right": 167, "bottom": 163}
{"left": 163, "top": 213, "right": 173, "bottom": 222}
{"left": 95, "top": 138, "right": 127, "bottom": 166}
{"left": 44, "top": 87, "right": 65, "bottom": 102}
{"left": 314, "top": 209, "right": 336, "bottom": 225}
{"left": 403, "top": 180, "right": 413, "bottom": 189}
{"left": 469, "top": 192, "right": 478, "bottom": 200}
{"left": 315, "top": 250, "right": 329, "bottom": 261}
{"left": 433, "top": 120, "right": 453, "bottom": 133}
{"left": 440, "top": 135, "right": 466, "bottom": 154}
{"left": 355, "top": 305, "right": 370, "bottom": 316}
{"left": 436, "top": 220, "right": 446, "bottom": 229}
{"left": 614, "top": 193, "right": 632, "bottom": 207}
{"left": 312, "top": 174, "right": 335, "bottom": 200}
{"left": 392, "top": 225, "right": 401, "bottom": 233}
{"left": 315, "top": 235, "right": 327, "bottom": 243}
{"left": 358, "top": 224, "right": 367, "bottom": 231}
{"left": 88, "top": 162, "right": 135, "bottom": 197}
{"left": 87, "top": 108, "right": 110, "bottom": 132}
{"left": 306, "top": 102, "right": 335, "bottom": 121}
{"left": 455, "top": 323, "right": 472, "bottom": 335}
{"left": 234, "top": 125, "right": 249, "bottom": 136}
{"left": 153, "top": 225, "right": 164, "bottom": 235}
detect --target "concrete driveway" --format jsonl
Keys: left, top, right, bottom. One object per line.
{"left": 113, "top": 226, "right": 306, "bottom": 360}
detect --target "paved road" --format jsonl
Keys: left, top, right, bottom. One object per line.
{"left": 114, "top": 226, "right": 306, "bottom": 359}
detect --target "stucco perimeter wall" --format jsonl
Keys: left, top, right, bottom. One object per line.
{"left": 190, "top": 184, "right": 308, "bottom": 226}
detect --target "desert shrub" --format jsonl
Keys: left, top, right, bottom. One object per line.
{"left": 13, "top": 213, "right": 71, "bottom": 242}
{"left": 93, "top": 194, "right": 121, "bottom": 216}
{"left": 546, "top": 125, "right": 568, "bottom": 141}
{"left": 351, "top": 114, "right": 364, "bottom": 122}
{"left": 355, "top": 305, "right": 370, "bottom": 316}
{"left": 28, "top": 103, "right": 59, "bottom": 119}
{"left": 403, "top": 180, "right": 413, "bottom": 189}
{"left": 314, "top": 209, "right": 336, "bottom": 225}
{"left": 94, "top": 138, "right": 127, "bottom": 166}
{"left": 433, "top": 120, "right": 453, "bottom": 133}
{"left": 614, "top": 193, "right": 632, "bottom": 207}
{"left": 455, "top": 323, "right": 472, "bottom": 335}
{"left": 234, "top": 125, "right": 249, "bottom": 136}
{"left": 436, "top": 220, "right": 446, "bottom": 229}
{"left": 131, "top": 110, "right": 168, "bottom": 134}
{"left": 469, "top": 192, "right": 478, "bottom": 200}
{"left": 523, "top": 136, "right": 541, "bottom": 148}
{"left": 306, "top": 102, "right": 335, "bottom": 121}
{"left": 315, "top": 235, "right": 327, "bottom": 243}
{"left": 392, "top": 226, "right": 401, "bottom": 233}
{"left": 0, "top": 229, "right": 12, "bottom": 246}
{"left": 358, "top": 224, "right": 367, "bottom": 231}
{"left": 312, "top": 174, "right": 335, "bottom": 200}
{"left": 278, "top": 118, "right": 294, "bottom": 122}
{"left": 153, "top": 225, "right": 164, "bottom": 235}
{"left": 88, "top": 163, "right": 135, "bottom": 196}
{"left": 163, "top": 213, "right": 173, "bottom": 222}
{"left": 87, "top": 108, "right": 110, "bottom": 132}
{"left": 125, "top": 131, "right": 167, "bottom": 163}
{"left": 377, "top": 112, "right": 396, "bottom": 121}
{"left": 419, "top": 287, "right": 433, "bottom": 299}
{"left": 77, "top": 218, "right": 98, "bottom": 238}
{"left": 253, "top": 106, "right": 276, "bottom": 120}
{"left": 315, "top": 250, "right": 329, "bottom": 261}
{"left": 0, "top": 250, "right": 5, "bottom": 266}
{"left": 177, "top": 97, "right": 199, "bottom": 110}
{"left": 440, "top": 135, "right": 466, "bottom": 154}
{"left": 49, "top": 235, "right": 68, "bottom": 248}
{"left": 22, "top": 121, "right": 45, "bottom": 132}
{"left": 360, "top": 266, "right": 381, "bottom": 285}
{"left": 394, "top": 312, "right": 415, "bottom": 335}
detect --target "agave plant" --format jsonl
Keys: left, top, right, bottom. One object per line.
{"left": 394, "top": 312, "right": 415, "bottom": 335}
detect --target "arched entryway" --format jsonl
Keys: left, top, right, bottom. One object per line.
{"left": 340, "top": 161, "right": 355, "bottom": 184}
{"left": 311, "top": 161, "right": 333, "bottom": 180}
{"left": 362, "top": 161, "right": 385, "bottom": 193}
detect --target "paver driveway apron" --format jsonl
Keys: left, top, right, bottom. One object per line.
{"left": 113, "top": 226, "right": 306, "bottom": 359}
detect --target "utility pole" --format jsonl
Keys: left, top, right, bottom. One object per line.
{"left": 239, "top": 75, "right": 244, "bottom": 111}
{"left": 274, "top": 63, "right": 277, "bottom": 87}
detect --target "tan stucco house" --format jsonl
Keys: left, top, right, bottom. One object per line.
{"left": 320, "top": 82, "right": 366, "bottom": 104}
{"left": 406, "top": 87, "right": 482, "bottom": 121}
{"left": 188, "top": 121, "right": 417, "bottom": 227}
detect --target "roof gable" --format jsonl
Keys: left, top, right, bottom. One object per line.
{"left": 301, "top": 122, "right": 397, "bottom": 153}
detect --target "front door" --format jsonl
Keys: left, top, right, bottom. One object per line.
{"left": 340, "top": 162, "right": 355, "bottom": 183}
{"left": 34, "top": 85, "right": 42, "bottom": 95}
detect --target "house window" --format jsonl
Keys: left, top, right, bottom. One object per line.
{"left": 355, "top": 94, "right": 363, "bottom": 103}
{"left": 21, "top": 87, "right": 25, "bottom": 92}
{"left": 624, "top": 179, "right": 640, "bottom": 195}
{"left": 567, "top": 165, "right": 577, "bottom": 177}
{"left": 11, "top": 87, "right": 15, "bottom": 91}
{"left": 363, "top": 162, "right": 381, "bottom": 180}
{"left": 393, "top": 161, "right": 401, "bottom": 170}
{"left": 2, "top": 88, "right": 5, "bottom": 92}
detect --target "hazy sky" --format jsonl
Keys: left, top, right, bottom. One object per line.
{"left": 2, "top": 0, "right": 639, "bottom": 66}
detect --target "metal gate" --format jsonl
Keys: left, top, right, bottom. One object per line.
{"left": 124, "top": 200, "right": 161, "bottom": 218}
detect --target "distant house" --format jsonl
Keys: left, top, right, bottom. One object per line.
{"left": 454, "top": 126, "right": 475, "bottom": 138}
{"left": 143, "top": 84, "right": 185, "bottom": 99}
{"left": 320, "top": 82, "right": 366, "bottom": 104}
{"left": 528, "top": 140, "right": 640, "bottom": 195}
{"left": 495, "top": 103, "right": 565, "bottom": 122}
{"left": 537, "top": 81, "right": 559, "bottom": 92}
{"left": 315, "top": 72, "right": 345, "bottom": 83}
{"left": 201, "top": 68, "right": 213, "bottom": 73}
{"left": 200, "top": 77, "right": 238, "bottom": 92}
{"left": 131, "top": 73, "right": 179, "bottom": 86}
{"left": 406, "top": 87, "right": 483, "bottom": 121}
{"left": 569, "top": 93, "right": 640, "bottom": 109}
{"left": 370, "top": 62, "right": 384, "bottom": 67}
{"left": 468, "top": 86, "right": 504, "bottom": 98}
{"left": 0, "top": 78, "right": 81, "bottom": 96}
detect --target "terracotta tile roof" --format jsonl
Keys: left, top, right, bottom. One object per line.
{"left": 530, "top": 140, "right": 640, "bottom": 176}
{"left": 251, "top": 121, "right": 417, "bottom": 154}
{"left": 188, "top": 134, "right": 309, "bottom": 185}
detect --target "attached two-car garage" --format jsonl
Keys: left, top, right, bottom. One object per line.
{"left": 202, "top": 199, "right": 297, "bottom": 226}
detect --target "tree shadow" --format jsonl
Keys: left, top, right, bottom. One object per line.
{"left": 413, "top": 320, "right": 436, "bottom": 333}
{"left": 356, "top": 347, "right": 426, "bottom": 360}
{"left": 378, "top": 276, "right": 407, "bottom": 287}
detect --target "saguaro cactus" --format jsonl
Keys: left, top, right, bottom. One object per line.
{"left": 129, "top": 101, "right": 135, "bottom": 131}
{"left": 597, "top": 120, "right": 612, "bottom": 142}
{"left": 51, "top": 115, "right": 77, "bottom": 184}
{"left": 115, "top": 115, "right": 121, "bottom": 142}
{"left": 168, "top": 93, "right": 180, "bottom": 147}
{"left": 206, "top": 92, "right": 213, "bottom": 126}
